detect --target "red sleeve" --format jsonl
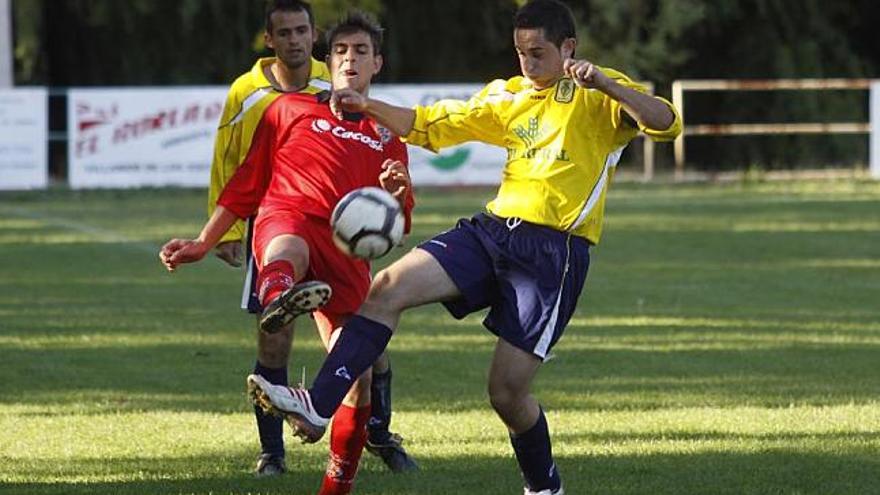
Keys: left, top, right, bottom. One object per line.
{"left": 217, "top": 107, "right": 278, "bottom": 219}
{"left": 390, "top": 138, "right": 415, "bottom": 234}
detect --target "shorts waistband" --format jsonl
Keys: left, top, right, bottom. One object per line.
{"left": 482, "top": 212, "right": 593, "bottom": 246}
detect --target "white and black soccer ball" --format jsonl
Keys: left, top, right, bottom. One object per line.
{"left": 331, "top": 187, "right": 404, "bottom": 260}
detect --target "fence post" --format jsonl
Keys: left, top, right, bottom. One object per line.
{"left": 0, "top": 0, "right": 12, "bottom": 88}
{"left": 872, "top": 81, "right": 880, "bottom": 179}
{"left": 641, "top": 82, "right": 656, "bottom": 182}
{"left": 671, "top": 80, "right": 684, "bottom": 180}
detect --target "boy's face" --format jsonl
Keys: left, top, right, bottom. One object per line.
{"left": 514, "top": 28, "right": 575, "bottom": 89}
{"left": 328, "top": 31, "right": 382, "bottom": 93}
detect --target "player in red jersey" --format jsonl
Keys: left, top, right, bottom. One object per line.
{"left": 160, "top": 12, "right": 413, "bottom": 495}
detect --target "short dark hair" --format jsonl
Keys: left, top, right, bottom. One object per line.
{"left": 325, "top": 11, "right": 384, "bottom": 55}
{"left": 265, "top": 0, "right": 314, "bottom": 33}
{"left": 514, "top": 0, "right": 576, "bottom": 48}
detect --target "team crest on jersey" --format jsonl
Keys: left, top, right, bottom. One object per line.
{"left": 513, "top": 117, "right": 542, "bottom": 148}
{"left": 555, "top": 78, "right": 575, "bottom": 103}
{"left": 376, "top": 125, "right": 393, "bottom": 144}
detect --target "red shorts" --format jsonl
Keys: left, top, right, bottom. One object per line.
{"left": 252, "top": 208, "right": 371, "bottom": 319}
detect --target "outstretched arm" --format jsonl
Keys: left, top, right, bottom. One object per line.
{"left": 330, "top": 89, "right": 416, "bottom": 137}
{"left": 564, "top": 58, "right": 675, "bottom": 131}
{"left": 159, "top": 206, "right": 239, "bottom": 272}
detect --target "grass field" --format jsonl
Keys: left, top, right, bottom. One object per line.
{"left": 1, "top": 181, "right": 879, "bottom": 495}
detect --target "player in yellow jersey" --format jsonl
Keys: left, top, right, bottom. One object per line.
{"left": 244, "top": 0, "right": 680, "bottom": 492}
{"left": 208, "top": 0, "right": 415, "bottom": 476}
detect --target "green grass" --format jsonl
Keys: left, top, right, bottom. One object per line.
{"left": 1, "top": 181, "right": 879, "bottom": 494}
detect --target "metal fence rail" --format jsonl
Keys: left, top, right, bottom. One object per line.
{"left": 671, "top": 78, "right": 877, "bottom": 179}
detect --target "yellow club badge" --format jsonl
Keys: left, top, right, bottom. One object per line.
{"left": 555, "top": 78, "right": 575, "bottom": 103}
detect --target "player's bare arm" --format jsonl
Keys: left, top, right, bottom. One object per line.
{"left": 378, "top": 159, "right": 411, "bottom": 206}
{"left": 330, "top": 89, "right": 417, "bottom": 137}
{"left": 564, "top": 58, "right": 674, "bottom": 130}
{"left": 159, "top": 206, "right": 239, "bottom": 272}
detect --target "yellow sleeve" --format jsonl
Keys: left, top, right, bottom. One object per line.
{"left": 640, "top": 95, "right": 682, "bottom": 142}
{"left": 603, "top": 70, "right": 682, "bottom": 143}
{"left": 404, "top": 80, "right": 507, "bottom": 152}
{"left": 207, "top": 85, "right": 248, "bottom": 244}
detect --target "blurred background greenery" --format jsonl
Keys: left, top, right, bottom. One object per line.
{"left": 10, "top": 0, "right": 880, "bottom": 170}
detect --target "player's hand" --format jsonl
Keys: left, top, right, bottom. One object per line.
{"left": 379, "top": 159, "right": 411, "bottom": 206}
{"left": 563, "top": 58, "right": 611, "bottom": 90}
{"left": 159, "top": 238, "right": 209, "bottom": 272}
{"left": 329, "top": 88, "right": 368, "bottom": 120}
{"left": 214, "top": 240, "right": 243, "bottom": 267}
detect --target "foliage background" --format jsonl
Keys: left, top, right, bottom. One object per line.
{"left": 10, "top": 0, "right": 880, "bottom": 169}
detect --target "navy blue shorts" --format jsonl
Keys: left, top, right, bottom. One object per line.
{"left": 418, "top": 213, "right": 590, "bottom": 360}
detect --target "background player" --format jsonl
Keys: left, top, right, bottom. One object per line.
{"left": 245, "top": 1, "right": 682, "bottom": 493}
{"left": 207, "top": 0, "right": 414, "bottom": 476}
{"left": 165, "top": 11, "right": 415, "bottom": 494}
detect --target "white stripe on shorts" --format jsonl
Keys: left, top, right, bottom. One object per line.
{"left": 533, "top": 234, "right": 573, "bottom": 360}
{"left": 241, "top": 252, "right": 256, "bottom": 310}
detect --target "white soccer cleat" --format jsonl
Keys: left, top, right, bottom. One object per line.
{"left": 246, "top": 374, "right": 330, "bottom": 443}
{"left": 524, "top": 486, "right": 564, "bottom": 495}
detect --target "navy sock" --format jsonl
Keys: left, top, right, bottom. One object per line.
{"left": 309, "top": 315, "right": 393, "bottom": 418}
{"left": 367, "top": 367, "right": 393, "bottom": 444}
{"left": 253, "top": 361, "right": 287, "bottom": 457}
{"left": 509, "top": 408, "right": 561, "bottom": 492}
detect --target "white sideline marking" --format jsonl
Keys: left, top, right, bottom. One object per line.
{"left": 0, "top": 204, "right": 161, "bottom": 255}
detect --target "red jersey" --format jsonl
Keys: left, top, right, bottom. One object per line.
{"left": 218, "top": 91, "right": 413, "bottom": 230}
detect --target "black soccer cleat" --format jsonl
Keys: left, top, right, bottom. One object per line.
{"left": 254, "top": 453, "right": 286, "bottom": 477}
{"left": 259, "top": 281, "right": 331, "bottom": 333}
{"left": 365, "top": 432, "right": 419, "bottom": 473}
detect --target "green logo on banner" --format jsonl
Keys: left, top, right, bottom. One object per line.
{"left": 429, "top": 148, "right": 471, "bottom": 171}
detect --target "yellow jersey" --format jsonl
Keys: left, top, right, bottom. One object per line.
{"left": 405, "top": 68, "right": 681, "bottom": 245}
{"left": 208, "top": 57, "right": 331, "bottom": 244}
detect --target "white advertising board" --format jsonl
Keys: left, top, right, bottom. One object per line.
{"left": 66, "top": 84, "right": 504, "bottom": 188}
{"left": 0, "top": 88, "right": 48, "bottom": 190}
{"left": 67, "top": 87, "right": 227, "bottom": 188}
{"left": 871, "top": 81, "right": 880, "bottom": 179}
{"left": 372, "top": 84, "right": 505, "bottom": 185}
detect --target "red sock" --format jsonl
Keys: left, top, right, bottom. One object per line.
{"left": 256, "top": 260, "right": 295, "bottom": 307}
{"left": 318, "top": 404, "right": 371, "bottom": 495}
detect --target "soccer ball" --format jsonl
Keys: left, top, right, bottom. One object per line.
{"left": 331, "top": 187, "right": 404, "bottom": 260}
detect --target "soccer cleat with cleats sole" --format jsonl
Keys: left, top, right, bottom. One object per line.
{"left": 259, "top": 281, "right": 331, "bottom": 334}
{"left": 247, "top": 374, "right": 329, "bottom": 443}
{"left": 366, "top": 432, "right": 419, "bottom": 473}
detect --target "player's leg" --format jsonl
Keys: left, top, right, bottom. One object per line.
{"left": 246, "top": 248, "right": 462, "bottom": 442}
{"left": 313, "top": 313, "right": 372, "bottom": 495}
{"left": 478, "top": 219, "right": 589, "bottom": 495}
{"left": 257, "top": 234, "right": 331, "bottom": 334}
{"left": 250, "top": 233, "right": 311, "bottom": 476}
{"left": 488, "top": 339, "right": 561, "bottom": 494}
{"left": 237, "top": 219, "right": 287, "bottom": 476}
{"left": 368, "top": 352, "right": 392, "bottom": 442}
{"left": 365, "top": 350, "right": 419, "bottom": 472}
{"left": 252, "top": 318, "right": 294, "bottom": 476}
{"left": 305, "top": 247, "right": 461, "bottom": 420}
{"left": 248, "top": 216, "right": 499, "bottom": 442}
{"left": 247, "top": 211, "right": 329, "bottom": 474}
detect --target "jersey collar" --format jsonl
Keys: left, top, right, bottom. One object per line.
{"left": 250, "top": 57, "right": 330, "bottom": 92}
{"left": 315, "top": 91, "right": 365, "bottom": 122}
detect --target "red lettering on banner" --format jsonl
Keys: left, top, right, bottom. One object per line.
{"left": 182, "top": 105, "right": 200, "bottom": 124}
{"left": 203, "top": 102, "right": 222, "bottom": 122}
